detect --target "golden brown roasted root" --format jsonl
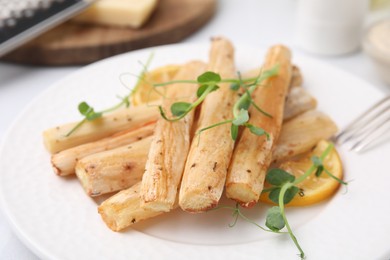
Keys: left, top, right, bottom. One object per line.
{"left": 49, "top": 87, "right": 315, "bottom": 177}
{"left": 98, "top": 182, "right": 164, "bottom": 232}
{"left": 273, "top": 110, "right": 338, "bottom": 164}
{"left": 43, "top": 104, "right": 159, "bottom": 154}
{"left": 290, "top": 65, "right": 303, "bottom": 87}
{"left": 51, "top": 124, "right": 155, "bottom": 176}
{"left": 179, "top": 37, "right": 237, "bottom": 213}
{"left": 226, "top": 45, "right": 292, "bottom": 208}
{"left": 283, "top": 87, "right": 317, "bottom": 121}
{"left": 75, "top": 137, "right": 152, "bottom": 197}
{"left": 74, "top": 109, "right": 335, "bottom": 197}
{"left": 97, "top": 109, "right": 338, "bottom": 231}
{"left": 140, "top": 61, "right": 207, "bottom": 212}
{"left": 243, "top": 65, "right": 313, "bottom": 120}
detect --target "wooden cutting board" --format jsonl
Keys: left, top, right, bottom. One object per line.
{"left": 2, "top": 0, "right": 216, "bottom": 65}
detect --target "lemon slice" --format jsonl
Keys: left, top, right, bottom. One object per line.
{"left": 260, "top": 140, "right": 343, "bottom": 206}
{"left": 131, "top": 65, "right": 181, "bottom": 106}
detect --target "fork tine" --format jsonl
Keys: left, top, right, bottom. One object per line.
{"left": 340, "top": 105, "right": 390, "bottom": 144}
{"left": 335, "top": 96, "right": 390, "bottom": 144}
{"left": 350, "top": 113, "right": 390, "bottom": 152}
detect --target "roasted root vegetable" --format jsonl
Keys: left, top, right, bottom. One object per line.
{"left": 75, "top": 137, "right": 152, "bottom": 196}
{"left": 76, "top": 109, "right": 336, "bottom": 198}
{"left": 273, "top": 110, "right": 338, "bottom": 164}
{"left": 179, "top": 37, "right": 237, "bottom": 213}
{"left": 226, "top": 45, "right": 292, "bottom": 207}
{"left": 141, "top": 61, "right": 207, "bottom": 212}
{"left": 52, "top": 124, "right": 155, "bottom": 176}
{"left": 283, "top": 87, "right": 317, "bottom": 121}
{"left": 97, "top": 109, "right": 338, "bottom": 231}
{"left": 43, "top": 104, "right": 158, "bottom": 154}
{"left": 98, "top": 182, "right": 164, "bottom": 232}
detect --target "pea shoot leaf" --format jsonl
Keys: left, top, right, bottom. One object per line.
{"left": 171, "top": 102, "right": 191, "bottom": 117}
{"left": 283, "top": 186, "right": 300, "bottom": 204}
{"left": 311, "top": 156, "right": 324, "bottom": 177}
{"left": 247, "top": 124, "right": 267, "bottom": 137}
{"left": 230, "top": 83, "right": 240, "bottom": 91}
{"left": 231, "top": 124, "right": 239, "bottom": 140}
{"left": 238, "top": 96, "right": 251, "bottom": 110}
{"left": 315, "top": 165, "right": 324, "bottom": 177}
{"left": 232, "top": 109, "right": 249, "bottom": 126}
{"left": 196, "top": 84, "right": 219, "bottom": 98}
{"left": 265, "top": 206, "right": 285, "bottom": 231}
{"left": 197, "top": 71, "right": 221, "bottom": 84}
{"left": 311, "top": 156, "right": 322, "bottom": 167}
{"left": 269, "top": 185, "right": 300, "bottom": 204}
{"left": 77, "top": 102, "right": 102, "bottom": 121}
{"left": 269, "top": 187, "right": 281, "bottom": 204}
{"left": 266, "top": 168, "right": 295, "bottom": 186}
{"left": 78, "top": 102, "right": 92, "bottom": 115}
{"left": 86, "top": 112, "right": 102, "bottom": 121}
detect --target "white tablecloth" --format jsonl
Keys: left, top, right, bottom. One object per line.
{"left": 0, "top": 1, "right": 389, "bottom": 259}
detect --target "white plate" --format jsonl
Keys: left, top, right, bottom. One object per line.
{"left": 0, "top": 43, "right": 389, "bottom": 260}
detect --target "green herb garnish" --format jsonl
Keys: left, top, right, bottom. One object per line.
{"left": 65, "top": 53, "right": 154, "bottom": 137}
{"left": 261, "top": 143, "right": 348, "bottom": 259}
{"left": 212, "top": 143, "right": 347, "bottom": 259}
{"left": 156, "top": 65, "right": 279, "bottom": 141}
{"left": 212, "top": 203, "right": 287, "bottom": 233}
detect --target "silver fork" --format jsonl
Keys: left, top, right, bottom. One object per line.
{"left": 334, "top": 96, "right": 390, "bottom": 152}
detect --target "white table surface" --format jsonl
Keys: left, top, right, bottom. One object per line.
{"left": 0, "top": 1, "right": 389, "bottom": 259}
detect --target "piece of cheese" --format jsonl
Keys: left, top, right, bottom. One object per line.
{"left": 72, "top": 0, "right": 158, "bottom": 28}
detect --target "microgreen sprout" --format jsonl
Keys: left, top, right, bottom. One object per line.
{"left": 157, "top": 71, "right": 221, "bottom": 122}
{"left": 311, "top": 155, "right": 348, "bottom": 185}
{"left": 211, "top": 203, "right": 287, "bottom": 234}
{"left": 196, "top": 65, "right": 279, "bottom": 141}
{"left": 261, "top": 143, "right": 348, "bottom": 259}
{"left": 155, "top": 65, "right": 279, "bottom": 141}
{"left": 217, "top": 144, "right": 347, "bottom": 259}
{"left": 65, "top": 53, "right": 154, "bottom": 137}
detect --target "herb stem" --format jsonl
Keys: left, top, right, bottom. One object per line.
{"left": 293, "top": 164, "right": 317, "bottom": 186}
{"left": 233, "top": 84, "right": 257, "bottom": 117}
{"left": 129, "top": 53, "right": 154, "bottom": 95}
{"left": 211, "top": 205, "right": 287, "bottom": 234}
{"left": 100, "top": 98, "right": 128, "bottom": 114}
{"left": 159, "top": 83, "right": 218, "bottom": 122}
{"left": 232, "top": 65, "right": 279, "bottom": 118}
{"left": 191, "top": 84, "right": 216, "bottom": 109}
{"left": 158, "top": 107, "right": 183, "bottom": 122}
{"left": 220, "top": 77, "right": 257, "bottom": 84}
{"left": 251, "top": 100, "right": 272, "bottom": 118}
{"left": 279, "top": 183, "right": 305, "bottom": 259}
{"left": 152, "top": 77, "right": 262, "bottom": 88}
{"left": 275, "top": 143, "right": 336, "bottom": 258}
{"left": 293, "top": 143, "right": 333, "bottom": 185}
{"left": 236, "top": 209, "right": 286, "bottom": 234}
{"left": 65, "top": 53, "right": 154, "bottom": 137}
{"left": 324, "top": 168, "right": 348, "bottom": 185}
{"left": 153, "top": 80, "right": 199, "bottom": 87}
{"left": 65, "top": 118, "right": 87, "bottom": 137}
{"left": 196, "top": 119, "right": 233, "bottom": 136}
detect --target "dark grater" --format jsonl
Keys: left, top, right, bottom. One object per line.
{"left": 0, "top": 0, "right": 93, "bottom": 57}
